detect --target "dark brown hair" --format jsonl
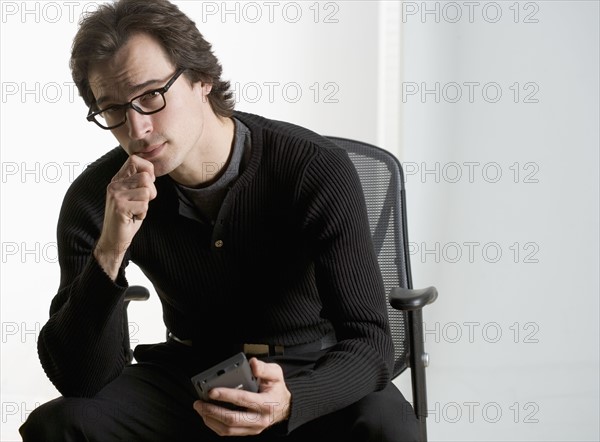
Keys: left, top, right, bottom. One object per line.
{"left": 70, "top": 0, "right": 234, "bottom": 117}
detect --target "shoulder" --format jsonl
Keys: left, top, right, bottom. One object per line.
{"left": 233, "top": 113, "right": 362, "bottom": 200}
{"left": 56, "top": 147, "right": 127, "bottom": 240}
{"left": 62, "top": 147, "right": 126, "bottom": 207}
{"left": 233, "top": 110, "right": 343, "bottom": 156}
{"left": 233, "top": 111, "right": 354, "bottom": 185}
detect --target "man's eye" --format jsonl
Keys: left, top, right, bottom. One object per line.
{"left": 98, "top": 106, "right": 121, "bottom": 117}
{"left": 139, "top": 91, "right": 161, "bottom": 103}
{"left": 103, "top": 107, "right": 120, "bottom": 114}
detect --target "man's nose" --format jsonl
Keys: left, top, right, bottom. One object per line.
{"left": 126, "top": 108, "right": 153, "bottom": 140}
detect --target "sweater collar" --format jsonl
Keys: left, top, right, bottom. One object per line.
{"left": 150, "top": 111, "right": 266, "bottom": 219}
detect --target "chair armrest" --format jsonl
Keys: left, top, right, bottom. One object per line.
{"left": 124, "top": 285, "right": 150, "bottom": 302}
{"left": 122, "top": 285, "right": 150, "bottom": 364}
{"left": 389, "top": 286, "right": 438, "bottom": 311}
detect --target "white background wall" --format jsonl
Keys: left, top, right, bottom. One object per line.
{"left": 1, "top": 1, "right": 598, "bottom": 441}
{"left": 396, "top": 1, "right": 599, "bottom": 441}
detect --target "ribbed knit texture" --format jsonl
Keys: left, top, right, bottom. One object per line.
{"left": 38, "top": 111, "right": 394, "bottom": 432}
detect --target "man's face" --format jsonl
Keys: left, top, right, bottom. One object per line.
{"left": 88, "top": 32, "right": 213, "bottom": 178}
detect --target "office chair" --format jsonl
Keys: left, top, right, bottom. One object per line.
{"left": 124, "top": 136, "right": 438, "bottom": 441}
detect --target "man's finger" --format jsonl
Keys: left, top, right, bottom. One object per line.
{"left": 249, "top": 358, "right": 282, "bottom": 383}
{"left": 113, "top": 154, "right": 155, "bottom": 181}
{"left": 110, "top": 171, "right": 152, "bottom": 190}
{"left": 109, "top": 185, "right": 156, "bottom": 204}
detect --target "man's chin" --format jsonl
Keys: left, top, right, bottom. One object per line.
{"left": 152, "top": 163, "right": 173, "bottom": 178}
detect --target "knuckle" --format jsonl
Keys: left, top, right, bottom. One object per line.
{"left": 114, "top": 201, "right": 130, "bottom": 214}
{"left": 139, "top": 171, "right": 151, "bottom": 183}
{"left": 106, "top": 181, "right": 120, "bottom": 193}
{"left": 143, "top": 188, "right": 153, "bottom": 201}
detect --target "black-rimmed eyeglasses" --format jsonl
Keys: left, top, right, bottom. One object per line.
{"left": 86, "top": 68, "right": 186, "bottom": 130}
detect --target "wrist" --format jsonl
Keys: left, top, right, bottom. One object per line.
{"left": 93, "top": 240, "right": 128, "bottom": 281}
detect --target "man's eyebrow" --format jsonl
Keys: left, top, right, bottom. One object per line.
{"left": 95, "top": 77, "right": 164, "bottom": 107}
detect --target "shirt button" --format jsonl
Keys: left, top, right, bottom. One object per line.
{"left": 214, "top": 240, "right": 224, "bottom": 248}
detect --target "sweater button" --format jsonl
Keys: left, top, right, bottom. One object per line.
{"left": 215, "top": 240, "right": 224, "bottom": 248}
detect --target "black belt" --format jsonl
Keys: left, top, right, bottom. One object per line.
{"left": 239, "top": 331, "right": 337, "bottom": 357}
{"left": 240, "top": 340, "right": 320, "bottom": 357}
{"left": 168, "top": 332, "right": 336, "bottom": 357}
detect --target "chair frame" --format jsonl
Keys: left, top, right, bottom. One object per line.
{"left": 326, "top": 136, "right": 437, "bottom": 441}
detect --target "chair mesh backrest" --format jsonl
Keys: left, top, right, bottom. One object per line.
{"left": 327, "top": 137, "right": 412, "bottom": 377}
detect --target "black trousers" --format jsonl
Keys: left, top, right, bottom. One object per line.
{"left": 20, "top": 341, "right": 419, "bottom": 441}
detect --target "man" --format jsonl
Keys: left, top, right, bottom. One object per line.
{"left": 20, "top": 0, "right": 419, "bottom": 440}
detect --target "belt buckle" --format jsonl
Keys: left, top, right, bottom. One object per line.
{"left": 243, "top": 343, "right": 284, "bottom": 357}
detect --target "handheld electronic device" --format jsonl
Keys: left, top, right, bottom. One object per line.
{"left": 191, "top": 352, "right": 259, "bottom": 408}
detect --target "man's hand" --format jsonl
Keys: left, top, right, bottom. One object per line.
{"left": 94, "top": 155, "right": 157, "bottom": 280}
{"left": 193, "top": 358, "right": 291, "bottom": 437}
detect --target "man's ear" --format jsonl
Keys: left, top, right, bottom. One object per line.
{"left": 195, "top": 81, "right": 212, "bottom": 103}
{"left": 199, "top": 82, "right": 212, "bottom": 95}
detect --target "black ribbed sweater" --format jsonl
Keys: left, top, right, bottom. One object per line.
{"left": 38, "top": 111, "right": 394, "bottom": 432}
